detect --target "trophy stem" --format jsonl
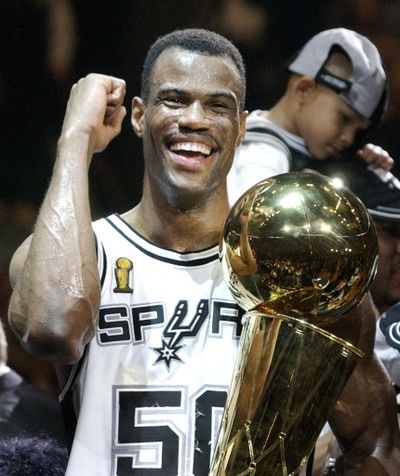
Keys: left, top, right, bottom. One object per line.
{"left": 209, "top": 311, "right": 363, "bottom": 476}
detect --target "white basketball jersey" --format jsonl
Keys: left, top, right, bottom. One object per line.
{"left": 61, "top": 214, "right": 244, "bottom": 476}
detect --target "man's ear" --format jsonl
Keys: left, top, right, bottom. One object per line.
{"left": 293, "top": 76, "right": 317, "bottom": 104}
{"left": 236, "top": 110, "right": 248, "bottom": 148}
{"left": 131, "top": 96, "right": 145, "bottom": 137}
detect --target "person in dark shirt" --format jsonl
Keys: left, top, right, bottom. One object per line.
{"left": 0, "top": 319, "right": 67, "bottom": 444}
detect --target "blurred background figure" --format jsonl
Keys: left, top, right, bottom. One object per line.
{"left": 309, "top": 158, "right": 400, "bottom": 391}
{"left": 0, "top": 319, "right": 66, "bottom": 442}
{"left": 0, "top": 318, "right": 67, "bottom": 443}
{"left": 304, "top": 158, "right": 400, "bottom": 473}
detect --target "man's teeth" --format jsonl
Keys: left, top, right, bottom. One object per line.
{"left": 170, "top": 142, "right": 211, "bottom": 156}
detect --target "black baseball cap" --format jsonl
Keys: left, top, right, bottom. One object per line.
{"left": 308, "top": 159, "right": 400, "bottom": 222}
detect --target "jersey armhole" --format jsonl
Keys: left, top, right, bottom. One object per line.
{"left": 57, "top": 345, "right": 89, "bottom": 451}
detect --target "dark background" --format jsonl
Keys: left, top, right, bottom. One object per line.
{"left": 2, "top": 0, "right": 400, "bottom": 215}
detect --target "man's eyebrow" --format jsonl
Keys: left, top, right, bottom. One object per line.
{"left": 208, "top": 91, "right": 238, "bottom": 103}
{"left": 157, "top": 87, "right": 186, "bottom": 96}
{"left": 157, "top": 87, "right": 238, "bottom": 103}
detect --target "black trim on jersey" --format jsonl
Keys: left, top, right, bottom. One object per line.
{"left": 59, "top": 347, "right": 88, "bottom": 452}
{"left": 306, "top": 447, "right": 315, "bottom": 476}
{"left": 247, "top": 126, "right": 311, "bottom": 172}
{"left": 94, "top": 232, "right": 107, "bottom": 288}
{"left": 93, "top": 232, "right": 107, "bottom": 288}
{"left": 105, "top": 215, "right": 220, "bottom": 267}
{"left": 94, "top": 231, "right": 98, "bottom": 257}
{"left": 100, "top": 242, "right": 107, "bottom": 288}
{"left": 59, "top": 392, "right": 77, "bottom": 453}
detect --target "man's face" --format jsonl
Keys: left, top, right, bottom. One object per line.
{"left": 370, "top": 220, "right": 400, "bottom": 313}
{"left": 297, "top": 85, "right": 370, "bottom": 160}
{"left": 132, "top": 47, "right": 247, "bottom": 207}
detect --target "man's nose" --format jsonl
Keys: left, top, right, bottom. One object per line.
{"left": 177, "top": 101, "right": 209, "bottom": 130}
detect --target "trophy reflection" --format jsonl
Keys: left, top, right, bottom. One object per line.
{"left": 210, "top": 172, "right": 378, "bottom": 476}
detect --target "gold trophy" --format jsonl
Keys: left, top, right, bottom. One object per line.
{"left": 210, "top": 172, "right": 378, "bottom": 476}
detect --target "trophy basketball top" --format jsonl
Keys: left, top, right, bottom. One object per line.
{"left": 220, "top": 172, "right": 378, "bottom": 323}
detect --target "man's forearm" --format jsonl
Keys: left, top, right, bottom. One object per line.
{"left": 9, "top": 133, "right": 100, "bottom": 363}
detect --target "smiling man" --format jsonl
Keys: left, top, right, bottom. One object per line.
{"left": 7, "top": 28, "right": 400, "bottom": 476}
{"left": 8, "top": 29, "right": 247, "bottom": 476}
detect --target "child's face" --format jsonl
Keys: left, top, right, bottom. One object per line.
{"left": 297, "top": 85, "right": 370, "bottom": 160}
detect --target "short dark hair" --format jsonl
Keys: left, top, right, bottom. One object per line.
{"left": 0, "top": 436, "right": 68, "bottom": 475}
{"left": 141, "top": 28, "right": 246, "bottom": 110}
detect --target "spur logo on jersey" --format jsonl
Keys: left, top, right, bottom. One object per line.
{"left": 113, "top": 257, "right": 133, "bottom": 293}
{"left": 97, "top": 299, "right": 244, "bottom": 368}
{"left": 152, "top": 300, "right": 209, "bottom": 368}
